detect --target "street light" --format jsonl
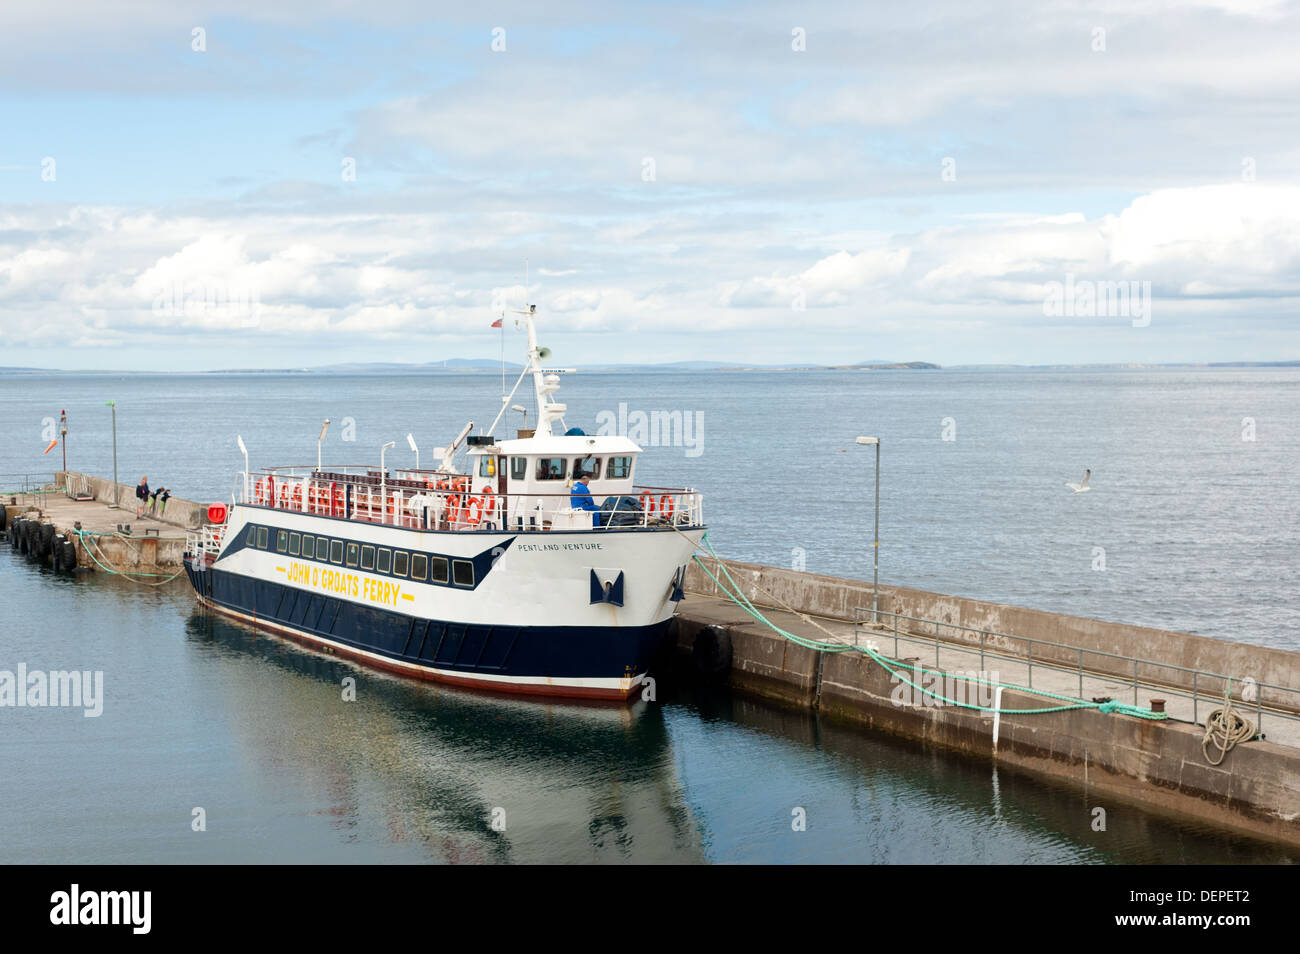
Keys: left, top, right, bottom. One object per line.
{"left": 317, "top": 419, "right": 330, "bottom": 471}
{"left": 237, "top": 435, "right": 249, "bottom": 502}
{"left": 406, "top": 432, "right": 419, "bottom": 470}
{"left": 105, "top": 401, "right": 118, "bottom": 508}
{"left": 380, "top": 441, "right": 395, "bottom": 524}
{"left": 856, "top": 436, "right": 880, "bottom": 623}
{"left": 511, "top": 404, "right": 528, "bottom": 432}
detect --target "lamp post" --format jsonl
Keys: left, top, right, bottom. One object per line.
{"left": 317, "top": 419, "right": 330, "bottom": 472}
{"left": 105, "top": 401, "right": 119, "bottom": 508}
{"left": 856, "top": 436, "right": 880, "bottom": 623}
{"left": 406, "top": 432, "right": 419, "bottom": 470}
{"left": 380, "top": 441, "right": 395, "bottom": 524}
{"left": 237, "top": 435, "right": 249, "bottom": 503}
{"left": 59, "top": 409, "right": 67, "bottom": 473}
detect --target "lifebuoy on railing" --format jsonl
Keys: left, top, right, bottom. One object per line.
{"left": 462, "top": 496, "right": 482, "bottom": 525}
{"left": 639, "top": 491, "right": 657, "bottom": 515}
{"left": 330, "top": 482, "right": 341, "bottom": 517}
{"left": 659, "top": 494, "right": 675, "bottom": 521}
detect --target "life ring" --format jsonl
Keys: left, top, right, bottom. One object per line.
{"left": 479, "top": 486, "right": 496, "bottom": 519}
{"left": 462, "top": 495, "right": 483, "bottom": 525}
{"left": 659, "top": 494, "right": 675, "bottom": 520}
{"left": 292, "top": 485, "right": 303, "bottom": 511}
{"left": 639, "top": 491, "right": 657, "bottom": 514}
{"left": 330, "top": 482, "right": 341, "bottom": 517}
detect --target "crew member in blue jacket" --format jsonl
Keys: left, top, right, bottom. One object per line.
{"left": 570, "top": 470, "right": 602, "bottom": 527}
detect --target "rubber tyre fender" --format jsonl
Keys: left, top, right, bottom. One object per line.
{"left": 18, "top": 519, "right": 32, "bottom": 554}
{"left": 0, "top": 503, "right": 7, "bottom": 532}
{"left": 39, "top": 522, "right": 55, "bottom": 559}
{"left": 691, "top": 625, "right": 733, "bottom": 679}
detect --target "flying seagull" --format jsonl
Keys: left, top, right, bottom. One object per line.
{"left": 1065, "top": 469, "right": 1092, "bottom": 494}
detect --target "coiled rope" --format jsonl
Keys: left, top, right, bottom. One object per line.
{"left": 684, "top": 531, "right": 1167, "bottom": 720}
{"left": 1202, "top": 682, "right": 1257, "bottom": 765}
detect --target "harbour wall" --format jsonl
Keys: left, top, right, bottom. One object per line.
{"left": 686, "top": 557, "right": 1300, "bottom": 713}
{"left": 676, "top": 558, "right": 1300, "bottom": 848}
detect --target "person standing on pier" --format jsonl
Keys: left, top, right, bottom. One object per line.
{"left": 135, "top": 476, "right": 149, "bottom": 518}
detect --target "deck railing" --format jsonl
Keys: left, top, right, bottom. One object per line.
{"left": 230, "top": 466, "right": 703, "bottom": 532}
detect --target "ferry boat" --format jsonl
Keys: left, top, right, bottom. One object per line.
{"left": 182, "top": 305, "right": 705, "bottom": 700}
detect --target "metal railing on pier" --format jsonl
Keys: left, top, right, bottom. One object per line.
{"left": 854, "top": 608, "right": 1300, "bottom": 737}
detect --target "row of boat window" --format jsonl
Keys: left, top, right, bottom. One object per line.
{"left": 486, "top": 455, "right": 633, "bottom": 481}
{"left": 247, "top": 524, "right": 474, "bottom": 586}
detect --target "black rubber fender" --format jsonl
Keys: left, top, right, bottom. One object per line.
{"left": 17, "top": 519, "right": 32, "bottom": 554}
{"left": 0, "top": 503, "right": 7, "bottom": 532}
{"left": 58, "top": 537, "right": 77, "bottom": 571}
{"left": 691, "top": 625, "right": 733, "bottom": 679}
{"left": 38, "top": 522, "right": 55, "bottom": 560}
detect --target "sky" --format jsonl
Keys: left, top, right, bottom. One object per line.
{"left": 1, "top": 0, "right": 1298, "bottom": 370}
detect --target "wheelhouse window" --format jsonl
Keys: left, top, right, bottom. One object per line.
{"left": 511, "top": 457, "right": 527, "bottom": 481}
{"left": 301, "top": 535, "right": 315, "bottom": 559}
{"left": 536, "top": 457, "right": 566, "bottom": 481}
{"left": 607, "top": 456, "right": 632, "bottom": 479}
{"left": 288, "top": 532, "right": 301, "bottom": 556}
{"left": 478, "top": 456, "right": 498, "bottom": 478}
{"left": 246, "top": 525, "right": 257, "bottom": 545}
{"left": 572, "top": 457, "right": 601, "bottom": 480}
{"left": 256, "top": 527, "right": 268, "bottom": 549}
{"left": 452, "top": 559, "right": 475, "bottom": 587}
{"left": 345, "top": 543, "right": 359, "bottom": 567}
{"left": 330, "top": 540, "right": 344, "bottom": 564}
{"left": 430, "top": 555, "right": 450, "bottom": 584}
{"left": 410, "top": 554, "right": 428, "bottom": 581}
{"left": 377, "top": 548, "right": 391, "bottom": 574}
{"left": 360, "top": 545, "right": 375, "bottom": 571}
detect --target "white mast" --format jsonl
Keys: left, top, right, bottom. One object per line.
{"left": 485, "top": 300, "right": 572, "bottom": 439}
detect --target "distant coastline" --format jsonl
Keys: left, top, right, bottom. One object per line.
{"left": 2, "top": 360, "right": 1298, "bottom": 375}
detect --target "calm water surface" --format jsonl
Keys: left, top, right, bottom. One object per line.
{"left": 0, "top": 550, "right": 1294, "bottom": 864}
{"left": 1, "top": 368, "right": 1296, "bottom": 862}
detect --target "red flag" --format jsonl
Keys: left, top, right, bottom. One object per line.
{"left": 490, "top": 318, "right": 503, "bottom": 328}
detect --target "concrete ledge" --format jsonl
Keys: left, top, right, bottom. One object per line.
{"left": 56, "top": 470, "right": 209, "bottom": 531}
{"left": 676, "top": 605, "right": 1300, "bottom": 847}
{"left": 687, "top": 557, "right": 1300, "bottom": 712}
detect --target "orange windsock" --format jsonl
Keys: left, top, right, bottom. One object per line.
{"left": 42, "top": 439, "right": 58, "bottom": 455}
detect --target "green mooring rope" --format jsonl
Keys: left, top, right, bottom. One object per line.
{"left": 72, "top": 528, "right": 186, "bottom": 584}
{"left": 692, "top": 533, "right": 1166, "bottom": 720}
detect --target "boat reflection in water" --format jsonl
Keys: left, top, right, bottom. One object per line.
{"left": 184, "top": 609, "right": 704, "bottom": 864}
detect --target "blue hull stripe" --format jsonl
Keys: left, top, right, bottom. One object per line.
{"left": 184, "top": 561, "right": 672, "bottom": 682}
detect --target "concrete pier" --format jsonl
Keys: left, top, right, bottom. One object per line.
{"left": 674, "top": 558, "right": 1300, "bottom": 848}
{"left": 1, "top": 471, "right": 208, "bottom": 573}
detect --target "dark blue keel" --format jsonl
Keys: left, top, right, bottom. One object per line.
{"left": 183, "top": 558, "right": 672, "bottom": 689}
